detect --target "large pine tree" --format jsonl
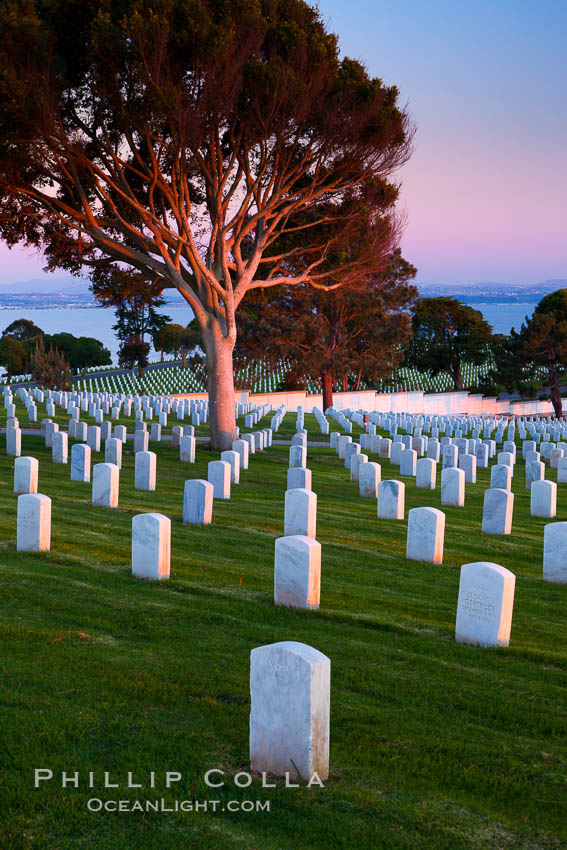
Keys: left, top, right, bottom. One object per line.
{"left": 0, "top": 0, "right": 412, "bottom": 447}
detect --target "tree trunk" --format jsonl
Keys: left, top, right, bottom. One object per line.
{"left": 321, "top": 372, "right": 333, "bottom": 411}
{"left": 452, "top": 363, "right": 463, "bottom": 391}
{"left": 549, "top": 367, "right": 563, "bottom": 418}
{"left": 160, "top": 350, "right": 164, "bottom": 362}
{"left": 201, "top": 322, "right": 237, "bottom": 451}
{"left": 182, "top": 352, "right": 187, "bottom": 368}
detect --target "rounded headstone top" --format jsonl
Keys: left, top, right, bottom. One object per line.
{"left": 251, "top": 641, "right": 330, "bottom": 666}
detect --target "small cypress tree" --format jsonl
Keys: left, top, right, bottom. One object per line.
{"left": 29, "top": 337, "right": 73, "bottom": 390}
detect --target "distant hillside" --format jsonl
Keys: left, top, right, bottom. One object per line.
{"left": 0, "top": 277, "right": 90, "bottom": 294}
{"left": 1, "top": 275, "right": 566, "bottom": 304}
{"left": 0, "top": 276, "right": 186, "bottom": 302}
{"left": 418, "top": 280, "right": 567, "bottom": 303}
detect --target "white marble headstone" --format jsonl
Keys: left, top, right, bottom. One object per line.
{"left": 6, "top": 427, "right": 21, "bottom": 458}
{"left": 491, "top": 464, "right": 512, "bottom": 490}
{"left": 441, "top": 467, "right": 465, "bottom": 507}
{"left": 543, "top": 522, "right": 567, "bottom": 583}
{"left": 183, "top": 479, "right": 213, "bottom": 525}
{"left": 284, "top": 488, "right": 317, "bottom": 539}
{"left": 274, "top": 535, "right": 321, "bottom": 609}
{"left": 377, "top": 480, "right": 405, "bottom": 519}
{"left": 232, "top": 439, "right": 249, "bottom": 470}
{"left": 17, "top": 493, "right": 51, "bottom": 552}
{"left": 406, "top": 507, "right": 445, "bottom": 563}
{"left": 208, "top": 460, "right": 231, "bottom": 499}
{"left": 531, "top": 479, "right": 556, "bottom": 518}
{"left": 14, "top": 456, "right": 38, "bottom": 495}
{"left": 92, "top": 463, "right": 119, "bottom": 508}
{"left": 221, "top": 450, "right": 241, "bottom": 485}
{"left": 525, "top": 460, "right": 544, "bottom": 489}
{"left": 132, "top": 513, "right": 171, "bottom": 580}
{"left": 359, "top": 462, "right": 381, "bottom": 497}
{"left": 135, "top": 450, "right": 156, "bottom": 491}
{"left": 249, "top": 641, "right": 330, "bottom": 780}
{"left": 458, "top": 453, "right": 476, "bottom": 484}
{"left": 455, "top": 561, "right": 515, "bottom": 647}
{"left": 134, "top": 430, "right": 149, "bottom": 454}
{"left": 71, "top": 443, "right": 91, "bottom": 483}
{"left": 482, "top": 488, "right": 513, "bottom": 535}
{"left": 104, "top": 436, "right": 122, "bottom": 469}
{"left": 416, "top": 457, "right": 436, "bottom": 490}
{"left": 287, "top": 467, "right": 312, "bottom": 490}
{"left": 400, "top": 449, "right": 417, "bottom": 477}
{"left": 289, "top": 444, "right": 307, "bottom": 469}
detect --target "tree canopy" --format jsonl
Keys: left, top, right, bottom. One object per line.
{"left": 535, "top": 289, "right": 567, "bottom": 323}
{"left": 0, "top": 335, "right": 26, "bottom": 381}
{"left": 0, "top": 0, "right": 412, "bottom": 447}
{"left": 492, "top": 290, "right": 567, "bottom": 418}
{"left": 0, "top": 322, "right": 110, "bottom": 380}
{"left": 90, "top": 267, "right": 170, "bottom": 346}
{"left": 42, "top": 332, "right": 111, "bottom": 377}
{"left": 90, "top": 266, "right": 169, "bottom": 374}
{"left": 119, "top": 338, "right": 150, "bottom": 378}
{"left": 155, "top": 321, "right": 201, "bottom": 367}
{"left": 2, "top": 318, "right": 44, "bottom": 340}
{"left": 405, "top": 297, "right": 493, "bottom": 391}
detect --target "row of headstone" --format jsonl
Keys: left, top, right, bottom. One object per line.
{"left": 311, "top": 406, "right": 330, "bottom": 435}
{"left": 277, "top": 426, "right": 321, "bottom": 609}
{"left": 6, "top": 407, "right": 276, "bottom": 487}
{"left": 16, "top": 466, "right": 567, "bottom": 589}
{"left": 10, "top": 385, "right": 213, "bottom": 425}
{"left": 331, "top": 411, "right": 565, "bottom": 530}
{"left": 347, "top": 409, "right": 567, "bottom": 462}
{"left": 271, "top": 404, "right": 287, "bottom": 432}
{"left": 11, "top": 400, "right": 277, "bottom": 527}
{"left": 14, "top": 430, "right": 266, "bottom": 545}
{"left": 326, "top": 407, "right": 352, "bottom": 434}
{"left": 6, "top": 388, "right": 277, "bottom": 454}
{"left": 181, "top": 421, "right": 275, "bottom": 524}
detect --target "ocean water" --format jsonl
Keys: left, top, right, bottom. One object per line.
{"left": 465, "top": 302, "right": 537, "bottom": 335}
{"left": 0, "top": 300, "right": 538, "bottom": 363}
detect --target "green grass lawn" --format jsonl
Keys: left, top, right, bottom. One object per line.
{"left": 0, "top": 410, "right": 566, "bottom": 849}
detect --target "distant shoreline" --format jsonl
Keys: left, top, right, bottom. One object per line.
{"left": 0, "top": 293, "right": 548, "bottom": 309}
{"left": 0, "top": 296, "right": 188, "bottom": 310}
{"left": 0, "top": 302, "right": 189, "bottom": 310}
{"left": 458, "top": 297, "right": 540, "bottom": 305}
